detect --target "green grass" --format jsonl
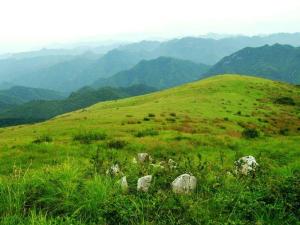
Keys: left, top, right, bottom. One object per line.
{"left": 0, "top": 75, "right": 299, "bottom": 224}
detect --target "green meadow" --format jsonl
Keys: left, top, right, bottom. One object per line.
{"left": 0, "top": 75, "right": 299, "bottom": 224}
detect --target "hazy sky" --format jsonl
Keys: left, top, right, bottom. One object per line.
{"left": 0, "top": 0, "right": 300, "bottom": 53}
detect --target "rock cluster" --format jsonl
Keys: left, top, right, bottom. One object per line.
{"left": 111, "top": 153, "right": 258, "bottom": 194}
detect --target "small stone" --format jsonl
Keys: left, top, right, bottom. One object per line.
{"left": 137, "top": 175, "right": 152, "bottom": 192}
{"left": 132, "top": 157, "right": 138, "bottom": 164}
{"left": 137, "top": 153, "right": 152, "bottom": 163}
{"left": 168, "top": 159, "right": 177, "bottom": 169}
{"left": 171, "top": 174, "right": 197, "bottom": 194}
{"left": 235, "top": 156, "right": 259, "bottom": 176}
{"left": 119, "top": 176, "right": 128, "bottom": 193}
{"left": 106, "top": 164, "right": 120, "bottom": 176}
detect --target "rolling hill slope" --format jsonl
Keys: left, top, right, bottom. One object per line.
{"left": 0, "top": 84, "right": 156, "bottom": 127}
{"left": 0, "top": 86, "right": 65, "bottom": 112}
{"left": 0, "top": 75, "right": 299, "bottom": 224}
{"left": 206, "top": 44, "right": 300, "bottom": 84}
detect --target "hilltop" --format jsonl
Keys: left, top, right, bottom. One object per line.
{"left": 0, "top": 75, "right": 299, "bottom": 224}
{"left": 207, "top": 44, "right": 300, "bottom": 84}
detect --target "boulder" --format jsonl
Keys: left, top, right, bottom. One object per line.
{"left": 119, "top": 176, "right": 128, "bottom": 193}
{"left": 137, "top": 153, "right": 152, "bottom": 163}
{"left": 171, "top": 174, "right": 197, "bottom": 194}
{"left": 235, "top": 156, "right": 258, "bottom": 175}
{"left": 137, "top": 175, "right": 152, "bottom": 192}
{"left": 106, "top": 164, "right": 120, "bottom": 176}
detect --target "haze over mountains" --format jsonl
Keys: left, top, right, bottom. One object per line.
{"left": 0, "top": 33, "right": 300, "bottom": 127}
{"left": 0, "top": 33, "right": 300, "bottom": 93}
{"left": 0, "top": 86, "right": 64, "bottom": 112}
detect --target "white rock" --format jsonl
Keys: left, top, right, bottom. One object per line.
{"left": 137, "top": 153, "right": 152, "bottom": 163}
{"left": 106, "top": 164, "right": 120, "bottom": 176}
{"left": 137, "top": 175, "right": 152, "bottom": 192}
{"left": 119, "top": 176, "right": 128, "bottom": 192}
{"left": 132, "top": 157, "right": 138, "bottom": 164}
{"left": 235, "top": 156, "right": 259, "bottom": 175}
{"left": 171, "top": 174, "right": 197, "bottom": 194}
{"left": 168, "top": 159, "right": 177, "bottom": 169}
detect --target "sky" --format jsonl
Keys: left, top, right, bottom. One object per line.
{"left": 0, "top": 0, "right": 300, "bottom": 54}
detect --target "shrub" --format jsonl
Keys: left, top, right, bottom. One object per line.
{"left": 279, "top": 128, "right": 289, "bottom": 135}
{"left": 126, "top": 119, "right": 141, "bottom": 124}
{"left": 73, "top": 131, "right": 107, "bottom": 144}
{"left": 148, "top": 113, "right": 156, "bottom": 117}
{"left": 32, "top": 135, "right": 53, "bottom": 144}
{"left": 166, "top": 117, "right": 176, "bottom": 122}
{"left": 274, "top": 97, "right": 296, "bottom": 105}
{"left": 143, "top": 117, "right": 150, "bottom": 121}
{"left": 242, "top": 128, "right": 259, "bottom": 138}
{"left": 107, "top": 139, "right": 127, "bottom": 149}
{"left": 135, "top": 128, "right": 159, "bottom": 137}
{"left": 169, "top": 112, "right": 176, "bottom": 117}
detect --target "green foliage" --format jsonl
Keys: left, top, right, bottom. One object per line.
{"left": 242, "top": 128, "right": 260, "bottom": 139}
{"left": 107, "top": 139, "right": 127, "bottom": 149}
{"left": 148, "top": 113, "right": 156, "bottom": 117}
{"left": 73, "top": 131, "right": 107, "bottom": 144}
{"left": 274, "top": 96, "right": 296, "bottom": 105}
{"left": 32, "top": 135, "right": 53, "bottom": 144}
{"left": 135, "top": 128, "right": 159, "bottom": 137}
{"left": 0, "top": 75, "right": 300, "bottom": 224}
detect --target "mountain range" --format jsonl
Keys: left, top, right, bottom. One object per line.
{"left": 0, "top": 86, "right": 65, "bottom": 112}
{"left": 207, "top": 44, "right": 300, "bottom": 84}
{"left": 1, "top": 33, "right": 300, "bottom": 92}
{"left": 92, "top": 57, "right": 210, "bottom": 89}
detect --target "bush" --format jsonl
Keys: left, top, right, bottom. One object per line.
{"left": 166, "top": 117, "right": 176, "bottom": 122}
{"left": 73, "top": 131, "right": 107, "bottom": 144}
{"left": 107, "top": 139, "right": 127, "bottom": 149}
{"left": 242, "top": 128, "right": 259, "bottom": 139}
{"left": 169, "top": 112, "right": 176, "bottom": 117}
{"left": 135, "top": 128, "right": 159, "bottom": 137}
{"left": 32, "top": 135, "right": 53, "bottom": 144}
{"left": 274, "top": 97, "right": 296, "bottom": 105}
{"left": 143, "top": 117, "right": 150, "bottom": 121}
{"left": 279, "top": 128, "right": 289, "bottom": 135}
{"left": 148, "top": 113, "right": 156, "bottom": 117}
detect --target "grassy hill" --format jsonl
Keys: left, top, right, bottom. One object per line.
{"left": 206, "top": 44, "right": 300, "bottom": 84}
{"left": 93, "top": 57, "right": 210, "bottom": 89}
{"left": 0, "top": 86, "right": 65, "bottom": 104}
{"left": 0, "top": 84, "right": 155, "bottom": 127}
{"left": 0, "top": 75, "right": 299, "bottom": 224}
